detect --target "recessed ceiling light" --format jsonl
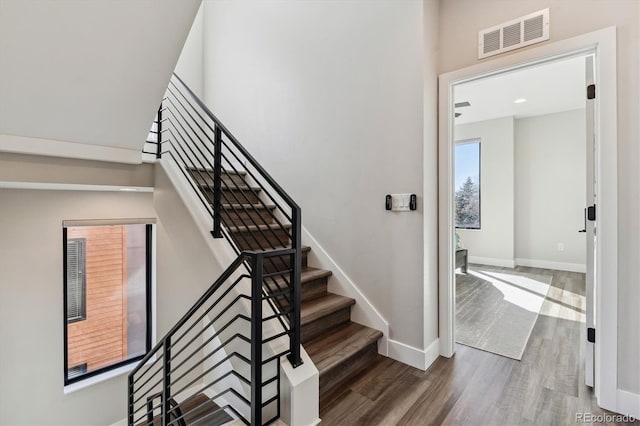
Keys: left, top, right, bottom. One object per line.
{"left": 514, "top": 98, "right": 527, "bottom": 104}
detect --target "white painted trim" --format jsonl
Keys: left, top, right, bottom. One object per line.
{"left": 301, "top": 228, "right": 390, "bottom": 356}
{"left": 388, "top": 338, "right": 440, "bottom": 371}
{"left": 467, "top": 256, "right": 515, "bottom": 268}
{"left": 0, "top": 181, "right": 153, "bottom": 192}
{"left": 515, "top": 258, "right": 586, "bottom": 273}
{"left": 437, "top": 27, "right": 618, "bottom": 412}
{"left": 617, "top": 389, "right": 640, "bottom": 419}
{"left": 0, "top": 134, "right": 143, "bottom": 164}
{"left": 423, "top": 338, "right": 441, "bottom": 371}
{"left": 64, "top": 363, "right": 137, "bottom": 394}
{"left": 280, "top": 349, "right": 320, "bottom": 426}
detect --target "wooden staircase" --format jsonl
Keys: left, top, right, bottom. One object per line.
{"left": 188, "top": 168, "right": 383, "bottom": 410}
{"left": 136, "top": 393, "right": 233, "bottom": 426}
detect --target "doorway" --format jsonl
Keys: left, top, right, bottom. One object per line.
{"left": 451, "top": 55, "right": 589, "bottom": 362}
{"left": 436, "top": 27, "right": 618, "bottom": 411}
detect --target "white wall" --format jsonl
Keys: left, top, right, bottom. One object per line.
{"left": 154, "top": 166, "right": 226, "bottom": 336}
{"left": 174, "top": 4, "right": 204, "bottom": 99}
{"left": 455, "top": 110, "right": 587, "bottom": 272}
{"left": 515, "top": 109, "right": 586, "bottom": 270}
{"left": 455, "top": 117, "right": 515, "bottom": 267}
{"left": 0, "top": 190, "right": 155, "bottom": 425}
{"left": 0, "top": 152, "right": 155, "bottom": 187}
{"left": 201, "top": 0, "right": 427, "bottom": 350}
{"left": 439, "top": 0, "right": 640, "bottom": 394}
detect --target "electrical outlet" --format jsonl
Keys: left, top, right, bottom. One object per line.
{"left": 557, "top": 243, "right": 565, "bottom": 252}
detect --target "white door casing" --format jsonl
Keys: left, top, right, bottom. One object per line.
{"left": 584, "top": 54, "right": 596, "bottom": 389}
{"left": 436, "top": 27, "right": 618, "bottom": 412}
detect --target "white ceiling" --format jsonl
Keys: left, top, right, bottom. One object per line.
{"left": 454, "top": 55, "right": 586, "bottom": 124}
{"left": 0, "top": 0, "right": 201, "bottom": 163}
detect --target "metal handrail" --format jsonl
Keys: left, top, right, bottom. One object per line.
{"left": 133, "top": 74, "right": 305, "bottom": 425}
{"left": 159, "top": 74, "right": 302, "bottom": 367}
{"left": 170, "top": 73, "right": 301, "bottom": 212}
{"left": 129, "top": 249, "right": 294, "bottom": 426}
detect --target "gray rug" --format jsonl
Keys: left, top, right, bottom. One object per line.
{"left": 455, "top": 266, "right": 552, "bottom": 360}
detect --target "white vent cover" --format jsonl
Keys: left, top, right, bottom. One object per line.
{"left": 479, "top": 9, "right": 549, "bottom": 59}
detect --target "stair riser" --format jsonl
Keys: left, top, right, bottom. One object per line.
{"left": 302, "top": 308, "right": 351, "bottom": 344}
{"left": 202, "top": 188, "right": 261, "bottom": 205}
{"left": 191, "top": 173, "right": 246, "bottom": 186}
{"left": 319, "top": 343, "right": 378, "bottom": 397}
{"left": 262, "top": 275, "right": 327, "bottom": 312}
{"left": 230, "top": 229, "right": 291, "bottom": 251}
{"left": 220, "top": 208, "right": 275, "bottom": 227}
{"left": 301, "top": 276, "right": 328, "bottom": 302}
{"left": 263, "top": 251, "right": 309, "bottom": 274}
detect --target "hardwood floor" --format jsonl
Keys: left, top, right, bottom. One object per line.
{"left": 320, "top": 266, "right": 638, "bottom": 425}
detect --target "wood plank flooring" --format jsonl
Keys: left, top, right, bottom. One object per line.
{"left": 320, "top": 266, "right": 639, "bottom": 425}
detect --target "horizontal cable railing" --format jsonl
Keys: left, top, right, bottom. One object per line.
{"left": 129, "top": 250, "right": 294, "bottom": 426}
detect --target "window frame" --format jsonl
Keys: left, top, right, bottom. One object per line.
{"left": 62, "top": 223, "right": 154, "bottom": 386}
{"left": 454, "top": 139, "right": 482, "bottom": 230}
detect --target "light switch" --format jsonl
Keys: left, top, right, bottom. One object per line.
{"left": 389, "top": 193, "right": 412, "bottom": 212}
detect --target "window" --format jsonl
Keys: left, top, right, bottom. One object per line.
{"left": 68, "top": 363, "right": 88, "bottom": 380}
{"left": 455, "top": 140, "right": 481, "bottom": 229}
{"left": 66, "top": 238, "right": 86, "bottom": 323}
{"left": 63, "top": 223, "right": 152, "bottom": 385}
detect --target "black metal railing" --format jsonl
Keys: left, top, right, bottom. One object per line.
{"left": 136, "top": 73, "right": 303, "bottom": 425}
{"left": 129, "top": 249, "right": 295, "bottom": 426}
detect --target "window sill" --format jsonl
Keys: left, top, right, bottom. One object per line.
{"left": 63, "top": 363, "right": 136, "bottom": 394}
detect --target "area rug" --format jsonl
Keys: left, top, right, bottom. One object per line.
{"left": 455, "top": 266, "right": 552, "bottom": 360}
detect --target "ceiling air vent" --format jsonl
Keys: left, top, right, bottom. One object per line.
{"left": 478, "top": 9, "right": 549, "bottom": 59}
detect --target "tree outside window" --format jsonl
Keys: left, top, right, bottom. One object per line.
{"left": 455, "top": 140, "right": 481, "bottom": 229}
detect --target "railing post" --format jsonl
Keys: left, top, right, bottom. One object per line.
{"left": 162, "top": 339, "right": 171, "bottom": 426}
{"left": 156, "top": 103, "right": 163, "bottom": 159}
{"left": 212, "top": 125, "right": 223, "bottom": 238}
{"left": 287, "top": 208, "right": 303, "bottom": 367}
{"left": 251, "top": 253, "right": 264, "bottom": 426}
{"left": 128, "top": 375, "right": 134, "bottom": 426}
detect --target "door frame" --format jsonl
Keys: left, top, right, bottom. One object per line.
{"left": 437, "top": 27, "right": 618, "bottom": 411}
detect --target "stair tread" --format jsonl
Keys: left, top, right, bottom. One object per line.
{"left": 301, "top": 293, "right": 355, "bottom": 325}
{"left": 220, "top": 203, "right": 276, "bottom": 210}
{"left": 267, "top": 266, "right": 331, "bottom": 287}
{"left": 300, "top": 266, "right": 332, "bottom": 283}
{"left": 136, "top": 392, "right": 232, "bottom": 426}
{"left": 226, "top": 223, "right": 291, "bottom": 232}
{"left": 269, "top": 245, "right": 311, "bottom": 254}
{"left": 188, "top": 167, "right": 247, "bottom": 176}
{"left": 305, "top": 321, "right": 383, "bottom": 375}
{"left": 201, "top": 183, "right": 262, "bottom": 191}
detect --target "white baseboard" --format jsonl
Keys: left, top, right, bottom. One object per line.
{"left": 617, "top": 389, "right": 640, "bottom": 419}
{"left": 515, "top": 258, "right": 586, "bottom": 273}
{"left": 302, "top": 228, "right": 390, "bottom": 356}
{"left": 388, "top": 338, "right": 440, "bottom": 371}
{"left": 468, "top": 256, "right": 515, "bottom": 268}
